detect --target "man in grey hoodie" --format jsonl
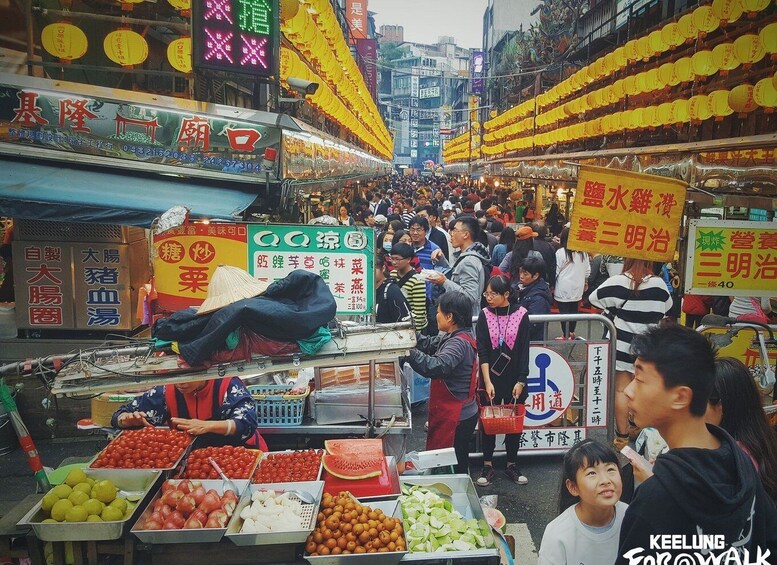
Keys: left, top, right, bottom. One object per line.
{"left": 429, "top": 216, "right": 491, "bottom": 321}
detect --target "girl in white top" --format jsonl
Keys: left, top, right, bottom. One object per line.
{"left": 554, "top": 228, "right": 591, "bottom": 339}
{"left": 539, "top": 439, "right": 628, "bottom": 565}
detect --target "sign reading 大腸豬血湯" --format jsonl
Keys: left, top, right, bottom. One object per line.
{"left": 684, "top": 219, "right": 777, "bottom": 297}
{"left": 569, "top": 165, "right": 687, "bottom": 262}
{"left": 153, "top": 224, "right": 374, "bottom": 315}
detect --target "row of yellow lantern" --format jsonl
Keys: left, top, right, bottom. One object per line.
{"left": 281, "top": 47, "right": 391, "bottom": 160}
{"left": 41, "top": 23, "right": 156, "bottom": 67}
{"left": 443, "top": 134, "right": 472, "bottom": 154}
{"left": 281, "top": 0, "right": 391, "bottom": 154}
{"left": 487, "top": 24, "right": 774, "bottom": 142}
{"left": 481, "top": 78, "right": 777, "bottom": 158}
{"left": 485, "top": 1, "right": 773, "bottom": 134}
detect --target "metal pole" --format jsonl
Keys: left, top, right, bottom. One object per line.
{"left": 35, "top": 8, "right": 191, "bottom": 31}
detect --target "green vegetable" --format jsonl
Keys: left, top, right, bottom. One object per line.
{"left": 398, "top": 485, "right": 495, "bottom": 553}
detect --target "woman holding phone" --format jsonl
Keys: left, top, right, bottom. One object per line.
{"left": 475, "top": 275, "right": 531, "bottom": 486}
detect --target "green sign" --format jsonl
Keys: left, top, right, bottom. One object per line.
{"left": 247, "top": 225, "right": 374, "bottom": 315}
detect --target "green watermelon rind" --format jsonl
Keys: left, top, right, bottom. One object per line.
{"left": 321, "top": 453, "right": 383, "bottom": 480}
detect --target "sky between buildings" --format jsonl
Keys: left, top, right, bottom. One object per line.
{"left": 369, "top": 0, "right": 490, "bottom": 50}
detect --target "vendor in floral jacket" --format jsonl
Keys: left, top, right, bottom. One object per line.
{"left": 111, "top": 378, "right": 267, "bottom": 450}
{"left": 405, "top": 292, "right": 478, "bottom": 474}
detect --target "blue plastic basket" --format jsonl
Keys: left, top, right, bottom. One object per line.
{"left": 248, "top": 384, "right": 309, "bottom": 427}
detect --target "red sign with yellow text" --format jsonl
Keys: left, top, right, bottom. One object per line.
{"left": 569, "top": 165, "right": 687, "bottom": 262}
{"left": 154, "top": 224, "right": 247, "bottom": 311}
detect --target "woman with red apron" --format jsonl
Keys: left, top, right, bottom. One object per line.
{"left": 406, "top": 292, "right": 479, "bottom": 474}
{"left": 112, "top": 377, "right": 267, "bottom": 451}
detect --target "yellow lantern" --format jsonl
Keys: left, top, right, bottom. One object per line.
{"left": 759, "top": 23, "right": 777, "bottom": 56}
{"left": 166, "top": 0, "right": 191, "bottom": 11}
{"left": 678, "top": 14, "right": 698, "bottom": 42}
{"left": 603, "top": 52, "right": 616, "bottom": 76}
{"left": 637, "top": 36, "right": 654, "bottom": 61}
{"left": 612, "top": 79, "right": 625, "bottom": 101}
{"left": 670, "top": 99, "right": 690, "bottom": 124}
{"left": 707, "top": 90, "right": 734, "bottom": 120}
{"left": 657, "top": 102, "right": 673, "bottom": 125}
{"left": 623, "top": 74, "right": 639, "bottom": 96}
{"left": 166, "top": 37, "right": 191, "bottom": 73}
{"left": 711, "top": 42, "right": 741, "bottom": 74}
{"left": 672, "top": 57, "right": 693, "bottom": 84}
{"left": 692, "top": 6, "right": 719, "bottom": 37}
{"left": 711, "top": 0, "right": 743, "bottom": 26}
{"left": 635, "top": 71, "right": 649, "bottom": 94}
{"left": 773, "top": 71, "right": 777, "bottom": 91}
{"left": 661, "top": 22, "right": 684, "bottom": 49}
{"left": 691, "top": 50, "right": 718, "bottom": 79}
{"left": 648, "top": 30, "right": 667, "bottom": 55}
{"left": 623, "top": 109, "right": 636, "bottom": 130}
{"left": 753, "top": 77, "right": 777, "bottom": 110}
{"left": 41, "top": 22, "right": 88, "bottom": 61}
{"left": 689, "top": 95, "right": 713, "bottom": 121}
{"left": 734, "top": 34, "right": 766, "bottom": 67}
{"left": 658, "top": 62, "right": 675, "bottom": 87}
{"left": 613, "top": 46, "right": 627, "bottom": 69}
{"left": 280, "top": 0, "right": 299, "bottom": 21}
{"left": 624, "top": 39, "right": 640, "bottom": 62}
{"left": 728, "top": 84, "right": 757, "bottom": 114}
{"left": 104, "top": 29, "right": 148, "bottom": 66}
{"left": 741, "top": 0, "right": 769, "bottom": 18}
{"left": 646, "top": 68, "right": 662, "bottom": 91}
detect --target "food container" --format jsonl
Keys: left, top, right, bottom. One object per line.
{"left": 87, "top": 429, "right": 193, "bottom": 472}
{"left": 322, "top": 456, "right": 400, "bottom": 500}
{"left": 252, "top": 450, "right": 324, "bottom": 484}
{"left": 17, "top": 469, "right": 161, "bottom": 542}
{"left": 131, "top": 479, "right": 246, "bottom": 544}
{"left": 225, "top": 481, "right": 324, "bottom": 546}
{"left": 304, "top": 499, "right": 407, "bottom": 565}
{"left": 398, "top": 475, "right": 499, "bottom": 562}
{"left": 176, "top": 447, "right": 262, "bottom": 482}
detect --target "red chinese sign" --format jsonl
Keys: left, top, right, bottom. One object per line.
{"left": 346, "top": 0, "right": 368, "bottom": 40}
{"left": 569, "top": 165, "right": 687, "bottom": 262}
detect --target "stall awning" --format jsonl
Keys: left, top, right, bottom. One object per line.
{"left": 0, "top": 157, "right": 260, "bottom": 227}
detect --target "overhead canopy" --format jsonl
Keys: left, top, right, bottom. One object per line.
{"left": 0, "top": 157, "right": 260, "bottom": 227}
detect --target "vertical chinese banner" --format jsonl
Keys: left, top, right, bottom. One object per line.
{"left": 585, "top": 343, "right": 609, "bottom": 428}
{"left": 685, "top": 220, "right": 777, "bottom": 296}
{"left": 247, "top": 225, "right": 374, "bottom": 315}
{"left": 569, "top": 165, "right": 687, "bottom": 262}
{"left": 73, "top": 244, "right": 132, "bottom": 330}
{"left": 346, "top": 0, "right": 368, "bottom": 40}
{"left": 12, "top": 242, "right": 74, "bottom": 329}
{"left": 153, "top": 224, "right": 248, "bottom": 312}
{"left": 356, "top": 38, "right": 378, "bottom": 100}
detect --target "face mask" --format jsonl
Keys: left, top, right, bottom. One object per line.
{"left": 383, "top": 240, "right": 393, "bottom": 252}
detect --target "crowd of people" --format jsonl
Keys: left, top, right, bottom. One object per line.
{"left": 321, "top": 175, "right": 777, "bottom": 563}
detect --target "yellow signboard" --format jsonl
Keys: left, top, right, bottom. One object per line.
{"left": 569, "top": 165, "right": 687, "bottom": 262}
{"left": 685, "top": 219, "right": 777, "bottom": 297}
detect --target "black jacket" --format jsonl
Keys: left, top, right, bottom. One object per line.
{"left": 516, "top": 278, "right": 553, "bottom": 342}
{"left": 375, "top": 280, "right": 411, "bottom": 324}
{"left": 428, "top": 226, "right": 449, "bottom": 260}
{"left": 617, "top": 425, "right": 777, "bottom": 564}
{"left": 532, "top": 238, "right": 557, "bottom": 287}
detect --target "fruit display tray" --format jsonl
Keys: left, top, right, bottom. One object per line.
{"left": 225, "top": 481, "right": 325, "bottom": 546}
{"left": 303, "top": 499, "right": 407, "bottom": 565}
{"left": 87, "top": 429, "right": 194, "bottom": 472}
{"left": 321, "top": 456, "right": 400, "bottom": 500}
{"left": 251, "top": 450, "right": 324, "bottom": 484}
{"left": 17, "top": 469, "right": 161, "bottom": 542}
{"left": 131, "top": 479, "right": 247, "bottom": 544}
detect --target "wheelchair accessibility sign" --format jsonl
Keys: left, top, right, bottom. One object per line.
{"left": 524, "top": 347, "right": 575, "bottom": 427}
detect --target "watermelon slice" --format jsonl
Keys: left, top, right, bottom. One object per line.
{"left": 324, "top": 439, "right": 384, "bottom": 459}
{"left": 483, "top": 507, "right": 507, "bottom": 533}
{"left": 321, "top": 453, "right": 383, "bottom": 480}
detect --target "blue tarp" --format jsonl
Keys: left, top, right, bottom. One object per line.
{"left": 0, "top": 157, "right": 259, "bottom": 227}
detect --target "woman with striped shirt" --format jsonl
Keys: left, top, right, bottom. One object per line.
{"left": 390, "top": 243, "right": 428, "bottom": 332}
{"left": 589, "top": 259, "right": 673, "bottom": 449}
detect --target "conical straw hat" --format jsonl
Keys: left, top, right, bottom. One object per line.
{"left": 196, "top": 265, "right": 269, "bottom": 315}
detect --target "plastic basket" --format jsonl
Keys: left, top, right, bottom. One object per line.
{"left": 248, "top": 384, "right": 309, "bottom": 427}
{"left": 479, "top": 402, "right": 526, "bottom": 435}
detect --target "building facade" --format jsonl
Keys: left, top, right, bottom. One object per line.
{"left": 379, "top": 24, "right": 404, "bottom": 44}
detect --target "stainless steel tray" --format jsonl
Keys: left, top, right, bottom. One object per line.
{"left": 176, "top": 447, "right": 262, "bottom": 481}
{"left": 131, "top": 479, "right": 247, "bottom": 544}
{"left": 87, "top": 429, "right": 193, "bottom": 472}
{"left": 17, "top": 469, "right": 161, "bottom": 542}
{"left": 251, "top": 450, "right": 324, "bottom": 484}
{"left": 398, "top": 475, "right": 499, "bottom": 562}
{"left": 304, "top": 499, "right": 407, "bottom": 565}
{"left": 225, "top": 481, "right": 324, "bottom": 546}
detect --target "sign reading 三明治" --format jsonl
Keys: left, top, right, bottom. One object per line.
{"left": 685, "top": 219, "right": 777, "bottom": 297}
{"left": 247, "top": 225, "right": 374, "bottom": 315}
{"left": 192, "top": 0, "right": 277, "bottom": 78}
{"left": 569, "top": 165, "right": 687, "bottom": 262}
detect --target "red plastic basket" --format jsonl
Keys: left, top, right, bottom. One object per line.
{"left": 479, "top": 403, "right": 526, "bottom": 435}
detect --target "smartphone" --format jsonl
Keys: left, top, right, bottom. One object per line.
{"left": 490, "top": 352, "right": 512, "bottom": 377}
{"left": 621, "top": 445, "right": 653, "bottom": 471}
